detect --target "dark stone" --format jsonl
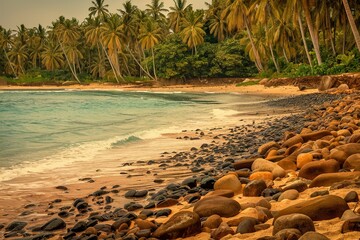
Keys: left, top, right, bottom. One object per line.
{"left": 124, "top": 202, "right": 143, "bottom": 211}
{"left": 112, "top": 217, "right": 131, "bottom": 231}
{"left": 58, "top": 211, "right": 69, "bottom": 218}
{"left": 94, "top": 224, "right": 112, "bottom": 233}
{"left": 125, "top": 190, "right": 137, "bottom": 198}
{"left": 243, "top": 180, "right": 267, "bottom": 197}
{"left": 182, "top": 178, "right": 197, "bottom": 188}
{"left": 310, "top": 190, "right": 329, "bottom": 198}
{"left": 5, "top": 221, "right": 27, "bottom": 232}
{"left": 92, "top": 189, "right": 109, "bottom": 196}
{"left": 344, "top": 191, "right": 359, "bottom": 203}
{"left": 71, "top": 221, "right": 87, "bottom": 232}
{"left": 39, "top": 218, "right": 66, "bottom": 231}
{"left": 134, "top": 190, "right": 148, "bottom": 198}
{"left": 10, "top": 233, "right": 54, "bottom": 240}
{"left": 273, "top": 214, "right": 315, "bottom": 235}
{"left": 144, "top": 202, "right": 155, "bottom": 209}
{"left": 155, "top": 209, "right": 172, "bottom": 218}
{"left": 135, "top": 229, "right": 151, "bottom": 238}
{"left": 298, "top": 231, "right": 330, "bottom": 240}
{"left": 236, "top": 217, "right": 258, "bottom": 234}
{"left": 200, "top": 177, "right": 216, "bottom": 189}
{"left": 262, "top": 188, "right": 281, "bottom": 197}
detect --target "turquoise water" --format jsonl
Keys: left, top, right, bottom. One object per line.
{"left": 0, "top": 90, "right": 265, "bottom": 182}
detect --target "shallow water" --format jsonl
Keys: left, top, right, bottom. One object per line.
{"left": 0, "top": 90, "right": 267, "bottom": 185}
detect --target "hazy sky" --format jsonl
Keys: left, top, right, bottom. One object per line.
{"left": 0, "top": 0, "right": 207, "bottom": 30}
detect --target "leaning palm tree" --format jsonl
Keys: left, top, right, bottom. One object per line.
{"left": 139, "top": 20, "right": 162, "bottom": 80}
{"left": 342, "top": 0, "right": 360, "bottom": 53}
{"left": 0, "top": 29, "right": 18, "bottom": 77}
{"left": 89, "top": 0, "right": 110, "bottom": 20}
{"left": 168, "top": 0, "right": 192, "bottom": 33}
{"left": 180, "top": 10, "right": 206, "bottom": 54}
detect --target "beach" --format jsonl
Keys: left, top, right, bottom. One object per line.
{"left": 0, "top": 83, "right": 359, "bottom": 240}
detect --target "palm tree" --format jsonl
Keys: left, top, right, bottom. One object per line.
{"left": 100, "top": 14, "right": 126, "bottom": 82}
{"left": 206, "top": 0, "right": 228, "bottom": 42}
{"left": 139, "top": 20, "right": 162, "bottom": 80}
{"left": 146, "top": 0, "right": 168, "bottom": 22}
{"left": 41, "top": 41, "right": 64, "bottom": 77}
{"left": 222, "top": 0, "right": 264, "bottom": 71}
{"left": 0, "top": 29, "right": 17, "bottom": 77}
{"left": 301, "top": 0, "right": 322, "bottom": 65}
{"left": 8, "top": 40, "right": 28, "bottom": 75}
{"left": 168, "top": 0, "right": 192, "bottom": 33}
{"left": 342, "top": 0, "right": 360, "bottom": 53}
{"left": 89, "top": 0, "right": 110, "bottom": 20}
{"left": 180, "top": 10, "right": 206, "bottom": 54}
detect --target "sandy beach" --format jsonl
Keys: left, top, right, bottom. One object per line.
{"left": 1, "top": 83, "right": 360, "bottom": 240}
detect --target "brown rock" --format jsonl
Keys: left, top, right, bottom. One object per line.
{"left": 297, "top": 153, "right": 313, "bottom": 169}
{"left": 341, "top": 217, "right": 360, "bottom": 233}
{"left": 282, "top": 135, "right": 303, "bottom": 148}
{"left": 298, "top": 159, "right": 340, "bottom": 180}
{"left": 156, "top": 198, "right": 178, "bottom": 208}
{"left": 152, "top": 211, "right": 201, "bottom": 239}
{"left": 274, "top": 228, "right": 302, "bottom": 240}
{"left": 318, "top": 76, "right": 336, "bottom": 91}
{"left": 309, "top": 171, "right": 360, "bottom": 187}
{"left": 243, "top": 180, "right": 267, "bottom": 197}
{"left": 193, "top": 196, "right": 241, "bottom": 218}
{"left": 273, "top": 213, "right": 315, "bottom": 235}
{"left": 205, "top": 190, "right": 234, "bottom": 198}
{"left": 343, "top": 154, "right": 360, "bottom": 170}
{"left": 233, "top": 158, "right": 255, "bottom": 170}
{"left": 134, "top": 219, "right": 157, "bottom": 230}
{"left": 214, "top": 174, "right": 242, "bottom": 194}
{"left": 298, "top": 231, "right": 330, "bottom": 240}
{"left": 329, "top": 143, "right": 360, "bottom": 164}
{"left": 278, "top": 189, "right": 299, "bottom": 201}
{"left": 301, "top": 130, "right": 332, "bottom": 142}
{"left": 277, "top": 159, "right": 297, "bottom": 171}
{"left": 203, "top": 214, "right": 222, "bottom": 229}
{"left": 282, "top": 180, "right": 308, "bottom": 193}
{"left": 258, "top": 141, "right": 280, "bottom": 156}
{"left": 274, "top": 195, "right": 349, "bottom": 221}
{"left": 211, "top": 222, "right": 234, "bottom": 240}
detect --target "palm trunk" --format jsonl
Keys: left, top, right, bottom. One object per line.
{"left": 301, "top": 0, "right": 322, "bottom": 65}
{"left": 58, "top": 40, "right": 81, "bottom": 84}
{"left": 298, "top": 14, "right": 313, "bottom": 69}
{"left": 342, "top": 21, "right": 346, "bottom": 54}
{"left": 283, "top": 48, "right": 289, "bottom": 63}
{"left": 151, "top": 48, "right": 158, "bottom": 81}
{"left": 342, "top": 0, "right": 360, "bottom": 53}
{"left": 269, "top": 44, "right": 280, "bottom": 73}
{"left": 101, "top": 42, "right": 120, "bottom": 83}
{"left": 126, "top": 45, "right": 155, "bottom": 81}
{"left": 3, "top": 48, "right": 18, "bottom": 78}
{"left": 244, "top": 16, "right": 263, "bottom": 72}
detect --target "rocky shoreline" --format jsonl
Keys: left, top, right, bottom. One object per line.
{"left": 1, "top": 91, "right": 360, "bottom": 240}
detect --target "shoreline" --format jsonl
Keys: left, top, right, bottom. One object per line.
{"left": 1, "top": 88, "right": 359, "bottom": 239}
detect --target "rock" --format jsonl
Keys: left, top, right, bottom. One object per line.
{"left": 274, "top": 195, "right": 349, "bottom": 221}
{"left": 298, "top": 231, "right": 330, "bottom": 240}
{"left": 136, "top": 229, "right": 151, "bottom": 238}
{"left": 134, "top": 190, "right": 148, "bottom": 198}
{"left": 211, "top": 222, "right": 234, "bottom": 240}
{"left": 155, "top": 209, "right": 172, "bottom": 218}
{"left": 233, "top": 158, "right": 255, "bottom": 170}
{"left": 310, "top": 190, "right": 329, "bottom": 198}
{"left": 182, "top": 177, "right": 197, "bottom": 188}
{"left": 5, "top": 221, "right": 27, "bottom": 232}
{"left": 112, "top": 217, "right": 131, "bottom": 230}
{"left": 299, "top": 160, "right": 340, "bottom": 180}
{"left": 258, "top": 141, "right": 280, "bottom": 156}
{"left": 273, "top": 213, "right": 315, "bottom": 235}
{"left": 157, "top": 198, "right": 179, "bottom": 208}
{"left": 318, "top": 76, "right": 336, "bottom": 91}
{"left": 214, "top": 174, "right": 242, "bottom": 194}
{"left": 282, "top": 135, "right": 303, "bottom": 148}
{"left": 282, "top": 180, "right": 308, "bottom": 193}
{"left": 152, "top": 211, "right": 201, "bottom": 239}
{"left": 341, "top": 209, "right": 359, "bottom": 221}
{"left": 243, "top": 180, "right": 267, "bottom": 197}
{"left": 344, "top": 191, "right": 359, "bottom": 203}
{"left": 236, "top": 217, "right": 258, "bottom": 234}
{"left": 135, "top": 219, "right": 157, "bottom": 230}
{"left": 329, "top": 143, "right": 360, "bottom": 164}
{"left": 205, "top": 190, "right": 234, "bottom": 198}
{"left": 297, "top": 153, "right": 313, "bottom": 169}
{"left": 277, "top": 159, "right": 297, "bottom": 171}
{"left": 274, "top": 228, "right": 302, "bottom": 240}
{"left": 341, "top": 217, "right": 360, "bottom": 233}
{"left": 300, "top": 130, "right": 332, "bottom": 142}
{"left": 272, "top": 165, "right": 287, "bottom": 178}
{"left": 193, "top": 196, "right": 241, "bottom": 218}
{"left": 200, "top": 177, "right": 216, "bottom": 189}
{"left": 124, "top": 202, "right": 143, "bottom": 211}
{"left": 338, "top": 84, "right": 349, "bottom": 90}
{"left": 278, "top": 189, "right": 299, "bottom": 201}
{"left": 125, "top": 190, "right": 137, "bottom": 198}
{"left": 249, "top": 172, "right": 273, "bottom": 181}
{"left": 252, "top": 158, "right": 277, "bottom": 172}
{"left": 256, "top": 199, "right": 272, "bottom": 210}
{"left": 309, "top": 171, "right": 360, "bottom": 187}
{"left": 344, "top": 154, "right": 360, "bottom": 170}
{"left": 39, "top": 218, "right": 66, "bottom": 231}
{"left": 16, "top": 233, "right": 55, "bottom": 240}
{"left": 203, "top": 214, "right": 222, "bottom": 229}
{"left": 72, "top": 221, "right": 87, "bottom": 232}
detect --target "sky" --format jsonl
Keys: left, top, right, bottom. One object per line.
{"left": 0, "top": 0, "right": 207, "bottom": 30}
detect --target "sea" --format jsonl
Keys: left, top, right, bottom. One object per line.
{"left": 0, "top": 90, "right": 268, "bottom": 187}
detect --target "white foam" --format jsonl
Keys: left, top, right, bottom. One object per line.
{"left": 212, "top": 108, "right": 240, "bottom": 119}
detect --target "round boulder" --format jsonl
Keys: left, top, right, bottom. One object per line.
{"left": 193, "top": 196, "right": 240, "bottom": 218}
{"left": 273, "top": 213, "right": 315, "bottom": 235}
{"left": 214, "top": 174, "right": 242, "bottom": 194}
{"left": 299, "top": 159, "right": 340, "bottom": 180}
{"left": 243, "top": 180, "right": 267, "bottom": 197}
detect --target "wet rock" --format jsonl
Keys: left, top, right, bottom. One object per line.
{"left": 274, "top": 195, "right": 349, "bottom": 221}
{"left": 273, "top": 213, "right": 315, "bottom": 235}
{"left": 211, "top": 222, "right": 234, "bottom": 240}
{"left": 152, "top": 211, "right": 201, "bottom": 239}
{"left": 282, "top": 180, "right": 308, "bottom": 193}
{"left": 193, "top": 196, "right": 240, "bottom": 218}
{"left": 344, "top": 191, "right": 359, "bottom": 203}
{"left": 243, "top": 180, "right": 267, "bottom": 197}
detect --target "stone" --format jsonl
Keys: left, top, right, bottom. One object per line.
{"left": 157, "top": 198, "right": 179, "bottom": 208}
{"left": 338, "top": 83, "right": 350, "bottom": 91}
{"left": 282, "top": 135, "right": 303, "bottom": 148}
{"left": 182, "top": 177, "right": 197, "bottom": 188}
{"left": 256, "top": 198, "right": 272, "bottom": 210}
{"left": 274, "top": 195, "right": 349, "bottom": 221}
{"left": 135, "top": 219, "right": 157, "bottom": 230}
{"left": 203, "top": 214, "right": 222, "bottom": 229}
{"left": 243, "top": 180, "right": 267, "bottom": 197}
{"left": 249, "top": 172, "right": 273, "bottom": 181}
{"left": 258, "top": 141, "right": 280, "bottom": 156}
{"left": 112, "top": 217, "right": 131, "bottom": 230}
{"left": 278, "top": 189, "right": 299, "bottom": 201}
{"left": 309, "top": 171, "right": 360, "bottom": 187}
{"left": 72, "top": 221, "right": 87, "bottom": 232}
{"left": 39, "top": 218, "right": 66, "bottom": 231}
{"left": 233, "top": 159, "right": 255, "bottom": 170}
{"left": 341, "top": 217, "right": 360, "bottom": 233}
{"left": 341, "top": 209, "right": 359, "bottom": 221}
{"left": 155, "top": 209, "right": 172, "bottom": 218}
{"left": 136, "top": 229, "right": 151, "bottom": 238}
{"left": 277, "top": 159, "right": 297, "bottom": 171}
{"left": 301, "top": 130, "right": 332, "bottom": 142}
{"left": 193, "top": 196, "right": 241, "bottom": 218}
{"left": 125, "top": 190, "right": 137, "bottom": 198}
{"left": 299, "top": 160, "right": 340, "bottom": 180}
{"left": 214, "top": 174, "right": 242, "bottom": 194}
{"left": 344, "top": 191, "right": 359, "bottom": 203}
{"left": 282, "top": 180, "right": 308, "bottom": 193}
{"left": 274, "top": 228, "right": 302, "bottom": 240}
{"left": 5, "top": 221, "right": 27, "bottom": 232}
{"left": 297, "top": 153, "right": 313, "bottom": 169}
{"left": 344, "top": 154, "right": 360, "bottom": 170}
{"left": 272, "top": 165, "right": 287, "bottom": 178}
{"left": 273, "top": 213, "right": 315, "bottom": 235}
{"left": 310, "top": 190, "right": 329, "bottom": 198}
{"left": 134, "top": 190, "right": 148, "bottom": 198}
{"left": 152, "top": 211, "right": 201, "bottom": 239}
{"left": 318, "top": 76, "right": 336, "bottom": 91}
{"left": 124, "top": 202, "right": 143, "bottom": 211}
{"left": 298, "top": 231, "right": 330, "bottom": 240}
{"left": 200, "top": 177, "right": 216, "bottom": 189}
{"left": 252, "top": 158, "right": 277, "bottom": 172}
{"left": 329, "top": 143, "right": 360, "bottom": 164}
{"left": 211, "top": 222, "right": 234, "bottom": 240}
{"left": 236, "top": 217, "right": 258, "bottom": 234}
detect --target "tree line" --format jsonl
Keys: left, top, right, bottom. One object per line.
{"left": 0, "top": 0, "right": 359, "bottom": 83}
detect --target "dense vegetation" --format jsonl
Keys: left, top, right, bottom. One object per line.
{"left": 0, "top": 0, "right": 360, "bottom": 85}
